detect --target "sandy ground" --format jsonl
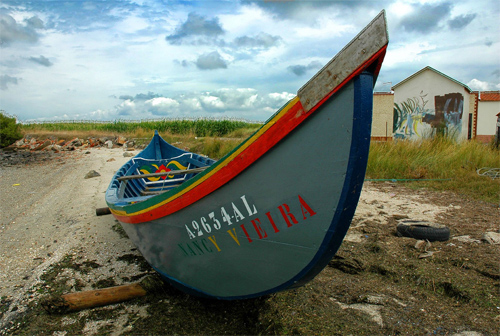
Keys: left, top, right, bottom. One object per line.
{"left": 0, "top": 148, "right": 140, "bottom": 332}
{"left": 0, "top": 147, "right": 498, "bottom": 335}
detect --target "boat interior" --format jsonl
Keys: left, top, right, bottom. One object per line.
{"left": 110, "top": 151, "right": 216, "bottom": 204}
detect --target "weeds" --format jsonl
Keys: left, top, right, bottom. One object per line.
{"left": 367, "top": 137, "right": 500, "bottom": 203}
{"left": 0, "top": 112, "right": 22, "bottom": 147}
{"left": 21, "top": 119, "right": 261, "bottom": 138}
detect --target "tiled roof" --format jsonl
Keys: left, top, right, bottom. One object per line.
{"left": 392, "top": 66, "right": 472, "bottom": 92}
{"left": 478, "top": 91, "right": 500, "bottom": 101}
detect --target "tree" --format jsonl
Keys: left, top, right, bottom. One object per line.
{"left": 0, "top": 111, "right": 22, "bottom": 148}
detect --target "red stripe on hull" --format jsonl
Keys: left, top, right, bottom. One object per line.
{"left": 114, "top": 45, "right": 388, "bottom": 224}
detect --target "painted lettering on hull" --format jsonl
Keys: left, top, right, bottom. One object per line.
{"left": 179, "top": 194, "right": 317, "bottom": 257}
{"left": 184, "top": 194, "right": 257, "bottom": 240}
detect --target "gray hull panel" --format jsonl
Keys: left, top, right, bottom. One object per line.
{"left": 121, "top": 80, "right": 359, "bottom": 298}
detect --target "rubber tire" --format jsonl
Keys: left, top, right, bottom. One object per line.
{"left": 396, "top": 220, "right": 450, "bottom": 241}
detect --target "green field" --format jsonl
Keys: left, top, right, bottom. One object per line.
{"left": 21, "top": 119, "right": 261, "bottom": 137}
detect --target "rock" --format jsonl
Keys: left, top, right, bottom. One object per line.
{"left": 116, "top": 136, "right": 127, "bottom": 145}
{"left": 14, "top": 139, "right": 25, "bottom": 146}
{"left": 68, "top": 138, "right": 82, "bottom": 147}
{"left": 84, "top": 170, "right": 101, "bottom": 179}
{"left": 123, "top": 152, "right": 135, "bottom": 157}
{"left": 482, "top": 232, "right": 500, "bottom": 245}
{"left": 39, "top": 140, "right": 53, "bottom": 150}
{"left": 105, "top": 140, "right": 113, "bottom": 149}
{"left": 88, "top": 138, "right": 98, "bottom": 147}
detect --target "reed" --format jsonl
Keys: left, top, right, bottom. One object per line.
{"left": 367, "top": 137, "right": 499, "bottom": 203}
{"left": 20, "top": 119, "right": 261, "bottom": 138}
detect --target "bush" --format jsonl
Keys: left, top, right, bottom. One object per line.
{"left": 0, "top": 112, "right": 22, "bottom": 148}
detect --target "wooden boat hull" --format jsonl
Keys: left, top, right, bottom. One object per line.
{"left": 106, "top": 12, "right": 388, "bottom": 299}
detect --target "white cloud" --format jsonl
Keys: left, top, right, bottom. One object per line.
{"left": 145, "top": 97, "right": 180, "bottom": 115}
{"left": 1, "top": 1, "right": 499, "bottom": 122}
{"left": 293, "top": 17, "right": 352, "bottom": 40}
{"left": 384, "top": 42, "right": 435, "bottom": 67}
{"left": 467, "top": 79, "right": 497, "bottom": 91}
{"left": 200, "top": 95, "right": 225, "bottom": 110}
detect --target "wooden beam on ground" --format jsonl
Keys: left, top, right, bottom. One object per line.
{"left": 41, "top": 275, "right": 164, "bottom": 314}
{"left": 95, "top": 207, "right": 112, "bottom": 216}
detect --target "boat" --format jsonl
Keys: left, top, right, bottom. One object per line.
{"left": 105, "top": 11, "right": 389, "bottom": 299}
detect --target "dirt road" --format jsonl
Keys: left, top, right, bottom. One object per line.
{"left": 0, "top": 147, "right": 498, "bottom": 335}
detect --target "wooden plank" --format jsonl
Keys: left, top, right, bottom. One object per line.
{"left": 142, "top": 185, "right": 182, "bottom": 195}
{"left": 117, "top": 166, "right": 208, "bottom": 181}
{"left": 41, "top": 276, "right": 164, "bottom": 314}
{"left": 297, "top": 10, "right": 388, "bottom": 112}
{"left": 144, "top": 183, "right": 182, "bottom": 192}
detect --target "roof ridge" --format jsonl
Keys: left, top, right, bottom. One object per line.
{"left": 392, "top": 66, "right": 472, "bottom": 92}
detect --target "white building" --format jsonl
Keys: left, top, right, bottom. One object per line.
{"left": 474, "top": 91, "right": 500, "bottom": 143}
{"left": 391, "top": 66, "right": 473, "bottom": 141}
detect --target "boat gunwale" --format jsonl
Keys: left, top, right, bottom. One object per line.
{"left": 107, "top": 11, "right": 389, "bottom": 224}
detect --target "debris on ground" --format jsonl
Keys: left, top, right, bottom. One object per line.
{"left": 482, "top": 232, "right": 500, "bottom": 245}
{"left": 5, "top": 135, "right": 141, "bottom": 153}
{"left": 0, "top": 135, "right": 141, "bottom": 168}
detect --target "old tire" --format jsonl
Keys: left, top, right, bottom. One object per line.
{"left": 396, "top": 220, "right": 450, "bottom": 241}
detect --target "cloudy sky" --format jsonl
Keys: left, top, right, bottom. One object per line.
{"left": 1, "top": 0, "right": 498, "bottom": 122}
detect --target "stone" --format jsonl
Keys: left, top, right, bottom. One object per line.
{"left": 105, "top": 140, "right": 113, "bottom": 149}
{"left": 35, "top": 140, "right": 52, "bottom": 151}
{"left": 116, "top": 136, "right": 127, "bottom": 145}
{"left": 68, "top": 138, "right": 82, "bottom": 147}
{"left": 123, "top": 152, "right": 135, "bottom": 157}
{"left": 84, "top": 170, "right": 101, "bottom": 179}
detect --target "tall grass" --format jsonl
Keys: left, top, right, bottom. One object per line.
{"left": 21, "top": 119, "right": 261, "bottom": 138}
{"left": 367, "top": 137, "right": 500, "bottom": 203}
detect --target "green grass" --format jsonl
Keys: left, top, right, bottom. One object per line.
{"left": 367, "top": 137, "right": 499, "bottom": 203}
{"left": 21, "top": 119, "right": 261, "bottom": 138}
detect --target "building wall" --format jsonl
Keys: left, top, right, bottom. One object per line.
{"left": 372, "top": 92, "right": 394, "bottom": 141}
{"left": 476, "top": 100, "right": 500, "bottom": 143}
{"left": 393, "top": 69, "right": 470, "bottom": 140}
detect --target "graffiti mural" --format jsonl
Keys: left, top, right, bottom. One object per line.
{"left": 394, "top": 91, "right": 463, "bottom": 139}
